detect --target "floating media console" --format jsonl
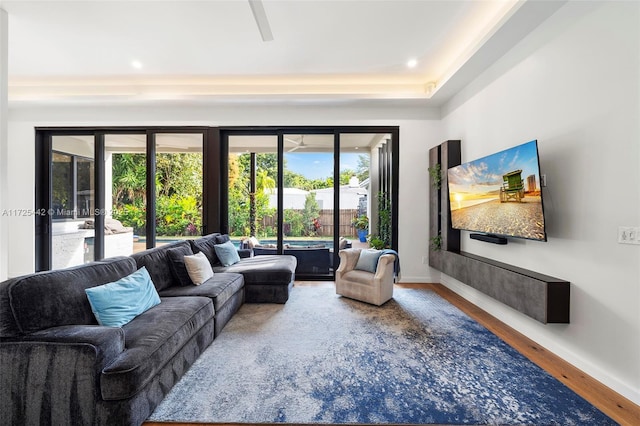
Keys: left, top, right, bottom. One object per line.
{"left": 429, "top": 140, "right": 569, "bottom": 324}
{"left": 441, "top": 251, "right": 569, "bottom": 323}
{"left": 470, "top": 233, "right": 508, "bottom": 245}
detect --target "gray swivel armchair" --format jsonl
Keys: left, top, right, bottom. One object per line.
{"left": 335, "top": 248, "right": 396, "bottom": 306}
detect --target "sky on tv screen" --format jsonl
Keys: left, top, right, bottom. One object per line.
{"left": 447, "top": 140, "right": 546, "bottom": 241}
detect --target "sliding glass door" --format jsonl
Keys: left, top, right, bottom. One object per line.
{"left": 153, "top": 133, "right": 204, "bottom": 247}
{"left": 36, "top": 126, "right": 397, "bottom": 274}
{"left": 227, "top": 135, "right": 278, "bottom": 241}
{"left": 105, "top": 134, "right": 146, "bottom": 256}
{"left": 36, "top": 128, "right": 208, "bottom": 271}
{"left": 50, "top": 135, "right": 95, "bottom": 269}
{"left": 222, "top": 127, "right": 398, "bottom": 280}
{"left": 280, "top": 133, "right": 334, "bottom": 277}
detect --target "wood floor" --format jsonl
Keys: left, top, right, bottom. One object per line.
{"left": 144, "top": 282, "right": 640, "bottom": 426}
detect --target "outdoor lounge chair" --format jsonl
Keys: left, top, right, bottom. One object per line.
{"left": 253, "top": 246, "right": 331, "bottom": 275}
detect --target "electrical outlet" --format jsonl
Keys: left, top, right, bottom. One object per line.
{"left": 422, "top": 256, "right": 428, "bottom": 264}
{"left": 618, "top": 227, "right": 630, "bottom": 243}
{"left": 618, "top": 226, "right": 640, "bottom": 244}
{"left": 541, "top": 174, "right": 547, "bottom": 187}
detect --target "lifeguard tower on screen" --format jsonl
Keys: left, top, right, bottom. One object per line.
{"left": 500, "top": 169, "right": 525, "bottom": 202}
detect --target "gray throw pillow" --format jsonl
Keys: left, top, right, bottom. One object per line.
{"left": 191, "top": 238, "right": 220, "bottom": 265}
{"left": 166, "top": 245, "right": 195, "bottom": 286}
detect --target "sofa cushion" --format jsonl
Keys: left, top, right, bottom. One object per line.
{"left": 100, "top": 296, "right": 213, "bottom": 400}
{"left": 342, "top": 269, "right": 377, "bottom": 285}
{"left": 6, "top": 257, "right": 137, "bottom": 335}
{"left": 246, "top": 236, "right": 260, "bottom": 249}
{"left": 213, "top": 255, "right": 296, "bottom": 285}
{"left": 190, "top": 236, "right": 220, "bottom": 266}
{"left": 159, "top": 273, "right": 244, "bottom": 312}
{"left": 131, "top": 240, "right": 191, "bottom": 291}
{"left": 214, "top": 241, "right": 240, "bottom": 266}
{"left": 184, "top": 252, "right": 214, "bottom": 285}
{"left": 214, "top": 234, "right": 231, "bottom": 244}
{"left": 85, "top": 267, "right": 161, "bottom": 327}
{"left": 166, "top": 244, "right": 195, "bottom": 286}
{"left": 338, "top": 237, "right": 350, "bottom": 250}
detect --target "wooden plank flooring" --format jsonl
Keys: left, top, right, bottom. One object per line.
{"left": 144, "top": 282, "right": 640, "bottom": 426}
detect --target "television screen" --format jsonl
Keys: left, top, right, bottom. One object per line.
{"left": 447, "top": 140, "right": 547, "bottom": 241}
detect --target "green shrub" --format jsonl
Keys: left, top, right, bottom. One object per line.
{"left": 155, "top": 195, "right": 202, "bottom": 236}
{"left": 113, "top": 204, "right": 146, "bottom": 235}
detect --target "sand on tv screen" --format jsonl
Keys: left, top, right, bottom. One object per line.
{"left": 447, "top": 140, "right": 547, "bottom": 242}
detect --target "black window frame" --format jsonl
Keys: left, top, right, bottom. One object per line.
{"left": 35, "top": 125, "right": 397, "bottom": 274}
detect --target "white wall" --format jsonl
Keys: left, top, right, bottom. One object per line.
{"left": 439, "top": 1, "right": 640, "bottom": 403}
{"left": 0, "top": 9, "right": 8, "bottom": 281}
{"left": 6, "top": 105, "right": 442, "bottom": 282}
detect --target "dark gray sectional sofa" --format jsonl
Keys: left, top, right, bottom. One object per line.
{"left": 253, "top": 246, "right": 332, "bottom": 275}
{"left": 0, "top": 233, "right": 296, "bottom": 426}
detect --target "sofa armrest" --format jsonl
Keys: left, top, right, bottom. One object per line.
{"left": 21, "top": 325, "right": 125, "bottom": 369}
{"left": 374, "top": 254, "right": 396, "bottom": 280}
{"left": 336, "top": 249, "right": 361, "bottom": 274}
{"left": 238, "top": 248, "right": 252, "bottom": 259}
{"left": 0, "top": 325, "right": 125, "bottom": 424}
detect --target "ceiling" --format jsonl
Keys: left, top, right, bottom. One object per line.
{"left": 1, "top": 0, "right": 566, "bottom": 108}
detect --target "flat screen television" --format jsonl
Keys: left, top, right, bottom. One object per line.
{"left": 447, "top": 140, "right": 547, "bottom": 242}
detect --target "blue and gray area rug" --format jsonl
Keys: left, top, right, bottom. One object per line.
{"left": 148, "top": 287, "right": 614, "bottom": 425}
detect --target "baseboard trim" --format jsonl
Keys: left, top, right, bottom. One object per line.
{"left": 397, "top": 275, "right": 439, "bottom": 284}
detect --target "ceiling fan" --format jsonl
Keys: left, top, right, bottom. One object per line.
{"left": 248, "top": 0, "right": 274, "bottom": 42}
{"left": 285, "top": 136, "right": 307, "bottom": 152}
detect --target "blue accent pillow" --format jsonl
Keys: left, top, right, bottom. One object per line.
{"left": 84, "top": 267, "right": 161, "bottom": 327}
{"left": 214, "top": 240, "right": 241, "bottom": 266}
{"left": 355, "top": 249, "right": 382, "bottom": 273}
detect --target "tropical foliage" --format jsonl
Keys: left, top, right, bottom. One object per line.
{"left": 228, "top": 153, "right": 369, "bottom": 237}
{"left": 111, "top": 150, "right": 371, "bottom": 240}
{"left": 111, "top": 153, "right": 203, "bottom": 236}
{"left": 368, "top": 191, "right": 391, "bottom": 249}
{"left": 228, "top": 153, "right": 276, "bottom": 237}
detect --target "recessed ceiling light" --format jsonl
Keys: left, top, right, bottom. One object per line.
{"left": 407, "top": 58, "right": 418, "bottom": 68}
{"left": 131, "top": 60, "right": 143, "bottom": 69}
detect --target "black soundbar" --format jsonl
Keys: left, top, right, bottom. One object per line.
{"left": 470, "top": 233, "right": 508, "bottom": 245}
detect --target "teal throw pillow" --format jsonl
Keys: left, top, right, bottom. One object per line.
{"left": 85, "top": 267, "right": 161, "bottom": 327}
{"left": 354, "top": 249, "right": 382, "bottom": 273}
{"left": 214, "top": 240, "right": 241, "bottom": 266}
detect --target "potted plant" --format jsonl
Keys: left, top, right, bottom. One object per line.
{"left": 352, "top": 215, "right": 369, "bottom": 242}
{"left": 368, "top": 235, "right": 385, "bottom": 250}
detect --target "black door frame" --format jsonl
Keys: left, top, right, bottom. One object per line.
{"left": 35, "top": 125, "right": 398, "bottom": 274}
{"left": 35, "top": 126, "right": 211, "bottom": 271}
{"left": 220, "top": 125, "right": 399, "bottom": 280}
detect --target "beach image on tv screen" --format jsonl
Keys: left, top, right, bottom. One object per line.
{"left": 447, "top": 140, "right": 546, "bottom": 241}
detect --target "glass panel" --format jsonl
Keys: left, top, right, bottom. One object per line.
{"left": 106, "top": 134, "right": 146, "bottom": 256}
{"left": 76, "top": 157, "right": 94, "bottom": 218}
{"left": 228, "top": 135, "right": 278, "bottom": 248}
{"left": 375, "top": 135, "right": 394, "bottom": 250}
{"left": 155, "top": 133, "right": 204, "bottom": 247}
{"left": 52, "top": 152, "right": 73, "bottom": 219}
{"left": 283, "top": 134, "right": 334, "bottom": 276}
{"left": 51, "top": 135, "right": 95, "bottom": 269}
{"left": 339, "top": 134, "right": 384, "bottom": 251}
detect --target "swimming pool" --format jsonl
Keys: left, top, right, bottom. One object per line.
{"left": 255, "top": 239, "right": 333, "bottom": 248}
{"left": 134, "top": 237, "right": 335, "bottom": 250}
